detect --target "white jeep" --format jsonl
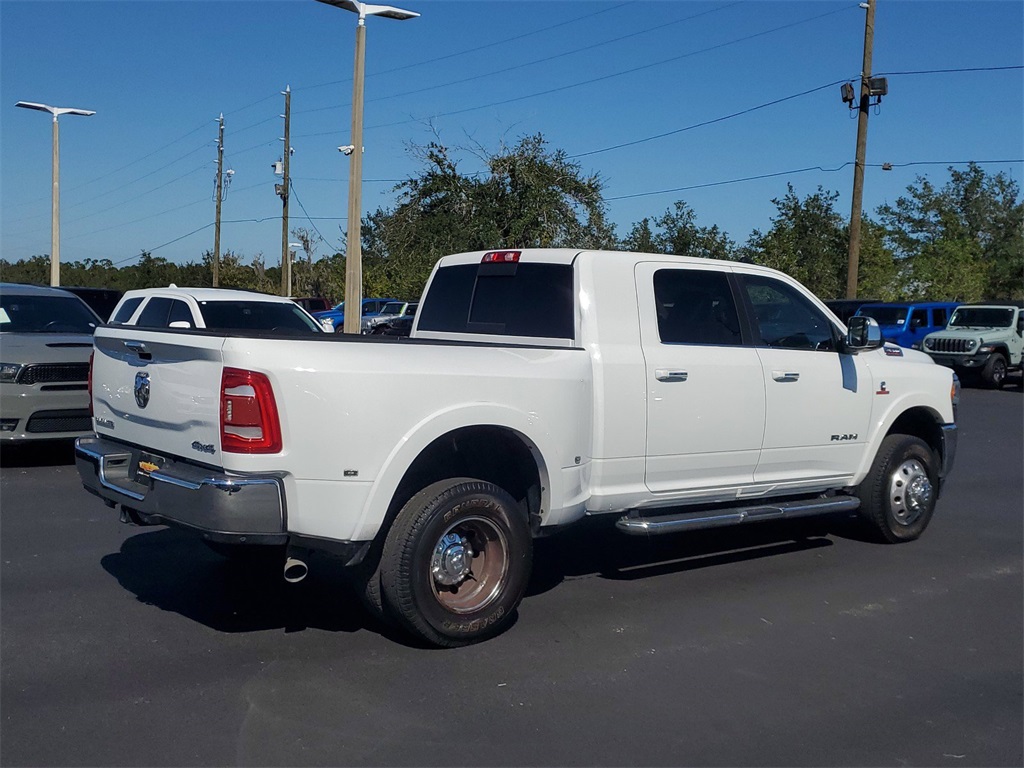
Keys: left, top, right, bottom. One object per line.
{"left": 922, "top": 304, "right": 1024, "bottom": 388}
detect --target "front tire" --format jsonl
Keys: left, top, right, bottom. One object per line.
{"left": 982, "top": 353, "right": 1007, "bottom": 389}
{"left": 380, "top": 478, "right": 532, "bottom": 647}
{"left": 856, "top": 435, "right": 938, "bottom": 543}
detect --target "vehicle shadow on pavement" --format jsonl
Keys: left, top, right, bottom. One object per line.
{"left": 0, "top": 439, "right": 76, "bottom": 467}
{"left": 100, "top": 528, "right": 410, "bottom": 642}
{"left": 101, "top": 518, "right": 837, "bottom": 643}
{"left": 527, "top": 516, "right": 835, "bottom": 598}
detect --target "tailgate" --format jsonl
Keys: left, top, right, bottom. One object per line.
{"left": 92, "top": 327, "right": 226, "bottom": 462}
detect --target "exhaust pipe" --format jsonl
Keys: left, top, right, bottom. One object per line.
{"left": 283, "top": 557, "right": 308, "bottom": 583}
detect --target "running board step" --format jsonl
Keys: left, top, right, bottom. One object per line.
{"left": 616, "top": 496, "right": 861, "bottom": 536}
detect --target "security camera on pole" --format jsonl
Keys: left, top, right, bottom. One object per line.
{"left": 315, "top": 0, "right": 419, "bottom": 334}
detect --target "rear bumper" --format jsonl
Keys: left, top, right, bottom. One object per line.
{"left": 75, "top": 435, "right": 287, "bottom": 544}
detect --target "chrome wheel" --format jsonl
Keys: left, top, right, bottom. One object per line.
{"left": 429, "top": 516, "right": 509, "bottom": 614}
{"left": 888, "top": 458, "right": 933, "bottom": 526}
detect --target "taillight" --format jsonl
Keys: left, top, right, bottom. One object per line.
{"left": 87, "top": 352, "right": 94, "bottom": 416}
{"left": 220, "top": 367, "right": 282, "bottom": 454}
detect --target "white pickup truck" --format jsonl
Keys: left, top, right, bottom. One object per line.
{"left": 76, "top": 249, "right": 959, "bottom": 646}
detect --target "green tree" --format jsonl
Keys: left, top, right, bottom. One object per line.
{"left": 746, "top": 185, "right": 877, "bottom": 300}
{"left": 360, "top": 133, "right": 616, "bottom": 299}
{"left": 621, "top": 201, "right": 735, "bottom": 259}
{"left": 877, "top": 164, "right": 1023, "bottom": 300}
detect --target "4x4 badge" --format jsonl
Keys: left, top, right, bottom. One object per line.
{"left": 134, "top": 372, "right": 151, "bottom": 408}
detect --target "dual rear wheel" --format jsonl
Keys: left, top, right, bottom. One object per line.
{"left": 357, "top": 478, "right": 532, "bottom": 647}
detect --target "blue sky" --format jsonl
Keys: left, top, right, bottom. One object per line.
{"left": 2, "top": 0, "right": 1022, "bottom": 271}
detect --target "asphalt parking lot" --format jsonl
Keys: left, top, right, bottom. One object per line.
{"left": 1, "top": 385, "right": 1021, "bottom": 767}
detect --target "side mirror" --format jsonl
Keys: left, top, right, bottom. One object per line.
{"left": 844, "top": 316, "right": 883, "bottom": 353}
{"left": 168, "top": 320, "right": 192, "bottom": 329}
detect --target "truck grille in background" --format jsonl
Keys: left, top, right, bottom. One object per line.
{"left": 17, "top": 363, "right": 90, "bottom": 385}
{"left": 930, "top": 338, "right": 971, "bottom": 353}
{"left": 25, "top": 409, "right": 92, "bottom": 434}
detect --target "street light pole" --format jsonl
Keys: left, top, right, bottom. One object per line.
{"left": 314, "top": 0, "right": 419, "bottom": 334}
{"left": 15, "top": 101, "right": 95, "bottom": 287}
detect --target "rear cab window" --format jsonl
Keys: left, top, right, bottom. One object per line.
{"left": 198, "top": 301, "right": 321, "bottom": 333}
{"left": 418, "top": 260, "right": 575, "bottom": 342}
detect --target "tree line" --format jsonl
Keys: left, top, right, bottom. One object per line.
{"left": 2, "top": 135, "right": 1020, "bottom": 304}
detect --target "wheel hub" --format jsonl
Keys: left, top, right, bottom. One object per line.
{"left": 431, "top": 532, "right": 474, "bottom": 586}
{"left": 889, "top": 458, "right": 933, "bottom": 526}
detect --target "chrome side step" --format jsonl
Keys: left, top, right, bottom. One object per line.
{"left": 616, "top": 496, "right": 860, "bottom": 536}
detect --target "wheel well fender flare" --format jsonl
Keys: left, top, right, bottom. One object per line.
{"left": 351, "top": 403, "right": 557, "bottom": 542}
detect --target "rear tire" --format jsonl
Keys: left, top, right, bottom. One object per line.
{"left": 380, "top": 478, "right": 532, "bottom": 647}
{"left": 982, "top": 353, "right": 1007, "bottom": 389}
{"left": 855, "top": 435, "right": 938, "bottom": 543}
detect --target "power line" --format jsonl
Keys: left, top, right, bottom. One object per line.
{"left": 293, "top": 2, "right": 743, "bottom": 118}
{"left": 293, "top": 2, "right": 636, "bottom": 95}
{"left": 288, "top": 179, "right": 345, "bottom": 252}
{"left": 359, "top": 4, "right": 860, "bottom": 133}
{"left": 571, "top": 80, "right": 847, "bottom": 159}
{"left": 874, "top": 65, "right": 1023, "bottom": 76}
{"left": 604, "top": 159, "right": 1024, "bottom": 202}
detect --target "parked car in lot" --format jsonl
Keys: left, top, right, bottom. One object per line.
{"left": 109, "top": 286, "right": 324, "bottom": 333}
{"left": 1, "top": 283, "right": 101, "bottom": 442}
{"left": 381, "top": 309, "right": 418, "bottom": 337}
{"left": 313, "top": 297, "right": 396, "bottom": 333}
{"left": 362, "top": 301, "right": 417, "bottom": 334}
{"left": 62, "top": 286, "right": 124, "bottom": 323}
{"left": 854, "top": 301, "right": 959, "bottom": 348}
{"left": 823, "top": 298, "right": 877, "bottom": 325}
{"left": 922, "top": 303, "right": 1024, "bottom": 388}
{"left": 291, "top": 296, "right": 331, "bottom": 315}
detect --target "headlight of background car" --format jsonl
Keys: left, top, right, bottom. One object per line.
{"left": 965, "top": 340, "right": 977, "bottom": 350}
{"left": 0, "top": 363, "right": 24, "bottom": 383}
{"left": 924, "top": 338, "right": 935, "bottom": 349}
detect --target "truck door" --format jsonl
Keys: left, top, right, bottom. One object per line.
{"left": 636, "top": 263, "right": 765, "bottom": 495}
{"left": 737, "top": 273, "right": 874, "bottom": 485}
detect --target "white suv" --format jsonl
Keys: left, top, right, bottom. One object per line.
{"left": 922, "top": 304, "right": 1023, "bottom": 387}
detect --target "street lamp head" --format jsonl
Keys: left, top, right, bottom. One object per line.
{"left": 314, "top": 0, "right": 419, "bottom": 21}
{"left": 16, "top": 101, "right": 95, "bottom": 118}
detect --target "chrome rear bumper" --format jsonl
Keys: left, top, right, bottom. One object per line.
{"left": 75, "top": 435, "right": 287, "bottom": 544}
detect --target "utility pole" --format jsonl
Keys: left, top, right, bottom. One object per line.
{"left": 279, "top": 87, "right": 292, "bottom": 297}
{"left": 845, "top": 0, "right": 877, "bottom": 299}
{"left": 342, "top": 17, "right": 367, "bottom": 334}
{"left": 213, "top": 114, "right": 225, "bottom": 288}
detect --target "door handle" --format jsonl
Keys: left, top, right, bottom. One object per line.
{"left": 772, "top": 371, "right": 800, "bottom": 382}
{"left": 124, "top": 341, "right": 152, "bottom": 361}
{"left": 655, "top": 369, "right": 688, "bottom": 382}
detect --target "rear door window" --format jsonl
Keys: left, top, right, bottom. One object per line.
{"left": 653, "top": 269, "right": 742, "bottom": 346}
{"left": 135, "top": 297, "right": 174, "bottom": 327}
{"left": 110, "top": 297, "right": 144, "bottom": 325}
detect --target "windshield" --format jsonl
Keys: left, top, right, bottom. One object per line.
{"left": 379, "top": 302, "right": 405, "bottom": 315}
{"left": 949, "top": 307, "right": 1014, "bottom": 328}
{"left": 0, "top": 294, "right": 99, "bottom": 334}
{"left": 858, "top": 306, "right": 907, "bottom": 326}
{"left": 198, "top": 301, "right": 321, "bottom": 333}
